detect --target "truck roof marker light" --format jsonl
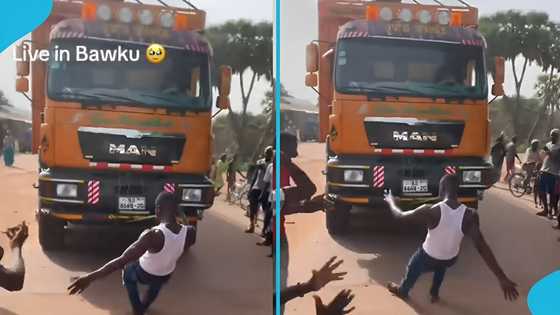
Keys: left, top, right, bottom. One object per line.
{"left": 451, "top": 12, "right": 463, "bottom": 27}
{"left": 366, "top": 5, "right": 379, "bottom": 22}
{"left": 175, "top": 14, "right": 189, "bottom": 31}
{"left": 399, "top": 9, "right": 413, "bottom": 23}
{"left": 118, "top": 7, "right": 134, "bottom": 24}
{"left": 97, "top": 4, "right": 112, "bottom": 22}
{"left": 82, "top": 2, "right": 97, "bottom": 22}
{"left": 160, "top": 12, "right": 174, "bottom": 28}
{"left": 437, "top": 11, "right": 451, "bottom": 25}
{"left": 139, "top": 9, "right": 154, "bottom": 26}
{"left": 380, "top": 7, "right": 393, "bottom": 22}
{"left": 418, "top": 10, "right": 432, "bottom": 24}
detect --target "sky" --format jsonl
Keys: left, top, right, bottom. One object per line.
{"left": 281, "top": 0, "right": 560, "bottom": 103}
{"left": 0, "top": 0, "right": 273, "bottom": 114}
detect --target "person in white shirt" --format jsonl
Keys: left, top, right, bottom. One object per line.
{"left": 68, "top": 191, "right": 195, "bottom": 315}
{"left": 385, "top": 174, "right": 518, "bottom": 303}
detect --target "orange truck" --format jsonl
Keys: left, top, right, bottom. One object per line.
{"left": 15, "top": 0, "right": 232, "bottom": 249}
{"left": 305, "top": 0, "right": 505, "bottom": 234}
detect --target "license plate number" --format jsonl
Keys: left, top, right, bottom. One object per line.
{"left": 402, "top": 179, "right": 428, "bottom": 193}
{"left": 118, "top": 197, "right": 146, "bottom": 211}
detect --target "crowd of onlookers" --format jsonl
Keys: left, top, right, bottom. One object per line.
{"left": 492, "top": 129, "right": 560, "bottom": 228}
{"left": 210, "top": 147, "right": 275, "bottom": 255}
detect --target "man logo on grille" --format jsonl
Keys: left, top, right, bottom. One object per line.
{"left": 393, "top": 131, "right": 437, "bottom": 143}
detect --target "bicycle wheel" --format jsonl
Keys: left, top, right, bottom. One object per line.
{"left": 239, "top": 186, "right": 250, "bottom": 211}
{"left": 509, "top": 173, "right": 527, "bottom": 198}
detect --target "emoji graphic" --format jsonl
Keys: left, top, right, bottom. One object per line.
{"left": 146, "top": 43, "right": 166, "bottom": 64}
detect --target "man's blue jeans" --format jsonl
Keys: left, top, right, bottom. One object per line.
{"left": 122, "top": 262, "right": 171, "bottom": 314}
{"left": 399, "top": 247, "right": 458, "bottom": 297}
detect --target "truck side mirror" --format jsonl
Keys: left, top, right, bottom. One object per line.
{"left": 306, "top": 43, "right": 319, "bottom": 73}
{"left": 16, "top": 44, "right": 30, "bottom": 77}
{"left": 16, "top": 77, "right": 29, "bottom": 93}
{"left": 305, "top": 43, "right": 319, "bottom": 87}
{"left": 217, "top": 65, "right": 232, "bottom": 110}
{"left": 492, "top": 56, "right": 505, "bottom": 96}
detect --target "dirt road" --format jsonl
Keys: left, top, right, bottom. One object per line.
{"left": 284, "top": 143, "right": 558, "bottom": 315}
{"left": 0, "top": 154, "right": 272, "bottom": 315}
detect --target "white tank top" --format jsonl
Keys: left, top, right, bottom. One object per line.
{"left": 139, "top": 223, "right": 188, "bottom": 276}
{"left": 422, "top": 202, "right": 467, "bottom": 260}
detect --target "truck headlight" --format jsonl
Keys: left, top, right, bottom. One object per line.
{"left": 182, "top": 189, "right": 202, "bottom": 202}
{"left": 56, "top": 183, "right": 78, "bottom": 198}
{"left": 463, "top": 170, "right": 482, "bottom": 184}
{"left": 344, "top": 170, "right": 364, "bottom": 183}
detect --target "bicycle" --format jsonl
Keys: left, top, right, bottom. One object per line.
{"left": 230, "top": 179, "right": 251, "bottom": 211}
{"left": 508, "top": 167, "right": 538, "bottom": 198}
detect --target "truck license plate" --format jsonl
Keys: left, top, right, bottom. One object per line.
{"left": 402, "top": 179, "right": 428, "bottom": 193}
{"left": 118, "top": 197, "right": 146, "bottom": 211}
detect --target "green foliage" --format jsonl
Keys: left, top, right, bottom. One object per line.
{"left": 206, "top": 20, "right": 273, "bottom": 162}
{"left": 206, "top": 20, "right": 273, "bottom": 82}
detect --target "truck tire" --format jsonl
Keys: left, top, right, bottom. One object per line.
{"left": 38, "top": 214, "right": 65, "bottom": 251}
{"left": 325, "top": 203, "right": 351, "bottom": 235}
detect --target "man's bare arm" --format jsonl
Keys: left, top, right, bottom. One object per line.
{"left": 68, "top": 230, "right": 161, "bottom": 295}
{"left": 0, "top": 247, "right": 25, "bottom": 291}
{"left": 283, "top": 160, "right": 317, "bottom": 205}
{"left": 465, "top": 212, "right": 519, "bottom": 301}
{"left": 0, "top": 223, "right": 28, "bottom": 291}
{"left": 384, "top": 192, "right": 433, "bottom": 225}
{"left": 90, "top": 230, "right": 158, "bottom": 280}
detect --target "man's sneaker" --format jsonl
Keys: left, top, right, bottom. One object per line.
{"left": 430, "top": 295, "right": 440, "bottom": 304}
{"left": 536, "top": 211, "right": 548, "bottom": 217}
{"left": 387, "top": 282, "right": 407, "bottom": 299}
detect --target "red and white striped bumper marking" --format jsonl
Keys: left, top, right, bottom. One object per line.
{"left": 373, "top": 149, "right": 450, "bottom": 156}
{"left": 445, "top": 166, "right": 457, "bottom": 175}
{"left": 88, "top": 180, "right": 100, "bottom": 205}
{"left": 373, "top": 166, "right": 385, "bottom": 188}
{"left": 89, "top": 162, "right": 171, "bottom": 172}
{"left": 164, "top": 183, "right": 176, "bottom": 193}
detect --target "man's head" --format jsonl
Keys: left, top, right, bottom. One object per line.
{"left": 280, "top": 132, "right": 298, "bottom": 159}
{"left": 264, "top": 146, "right": 274, "bottom": 162}
{"left": 550, "top": 129, "right": 560, "bottom": 143}
{"left": 220, "top": 153, "right": 227, "bottom": 162}
{"left": 497, "top": 132, "right": 505, "bottom": 143}
{"left": 511, "top": 136, "right": 517, "bottom": 144}
{"left": 531, "top": 139, "right": 540, "bottom": 150}
{"left": 438, "top": 174, "right": 459, "bottom": 199}
{"left": 155, "top": 191, "right": 178, "bottom": 221}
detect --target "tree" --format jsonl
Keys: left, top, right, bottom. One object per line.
{"left": 480, "top": 11, "right": 551, "bottom": 139}
{"left": 0, "top": 90, "right": 11, "bottom": 107}
{"left": 206, "top": 20, "right": 273, "bottom": 160}
{"left": 527, "top": 22, "right": 560, "bottom": 141}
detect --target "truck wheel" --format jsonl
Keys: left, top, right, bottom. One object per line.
{"left": 325, "top": 203, "right": 351, "bottom": 235}
{"left": 38, "top": 214, "right": 65, "bottom": 251}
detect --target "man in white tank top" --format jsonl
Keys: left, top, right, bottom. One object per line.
{"left": 384, "top": 174, "right": 519, "bottom": 303}
{"left": 68, "top": 191, "right": 195, "bottom": 315}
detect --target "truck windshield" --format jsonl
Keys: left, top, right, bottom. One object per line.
{"left": 47, "top": 40, "right": 212, "bottom": 111}
{"left": 335, "top": 38, "right": 487, "bottom": 100}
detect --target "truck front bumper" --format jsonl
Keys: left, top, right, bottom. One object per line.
{"left": 37, "top": 167, "right": 214, "bottom": 224}
{"left": 326, "top": 155, "right": 493, "bottom": 207}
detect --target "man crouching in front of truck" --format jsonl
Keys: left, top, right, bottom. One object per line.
{"left": 68, "top": 191, "right": 195, "bottom": 315}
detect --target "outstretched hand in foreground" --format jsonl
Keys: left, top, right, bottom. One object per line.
{"left": 314, "top": 289, "right": 355, "bottom": 315}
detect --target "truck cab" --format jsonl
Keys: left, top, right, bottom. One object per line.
{"left": 305, "top": 0, "right": 505, "bottom": 234}
{"left": 15, "top": 0, "right": 232, "bottom": 250}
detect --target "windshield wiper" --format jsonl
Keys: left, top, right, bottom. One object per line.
{"left": 52, "top": 91, "right": 107, "bottom": 104}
